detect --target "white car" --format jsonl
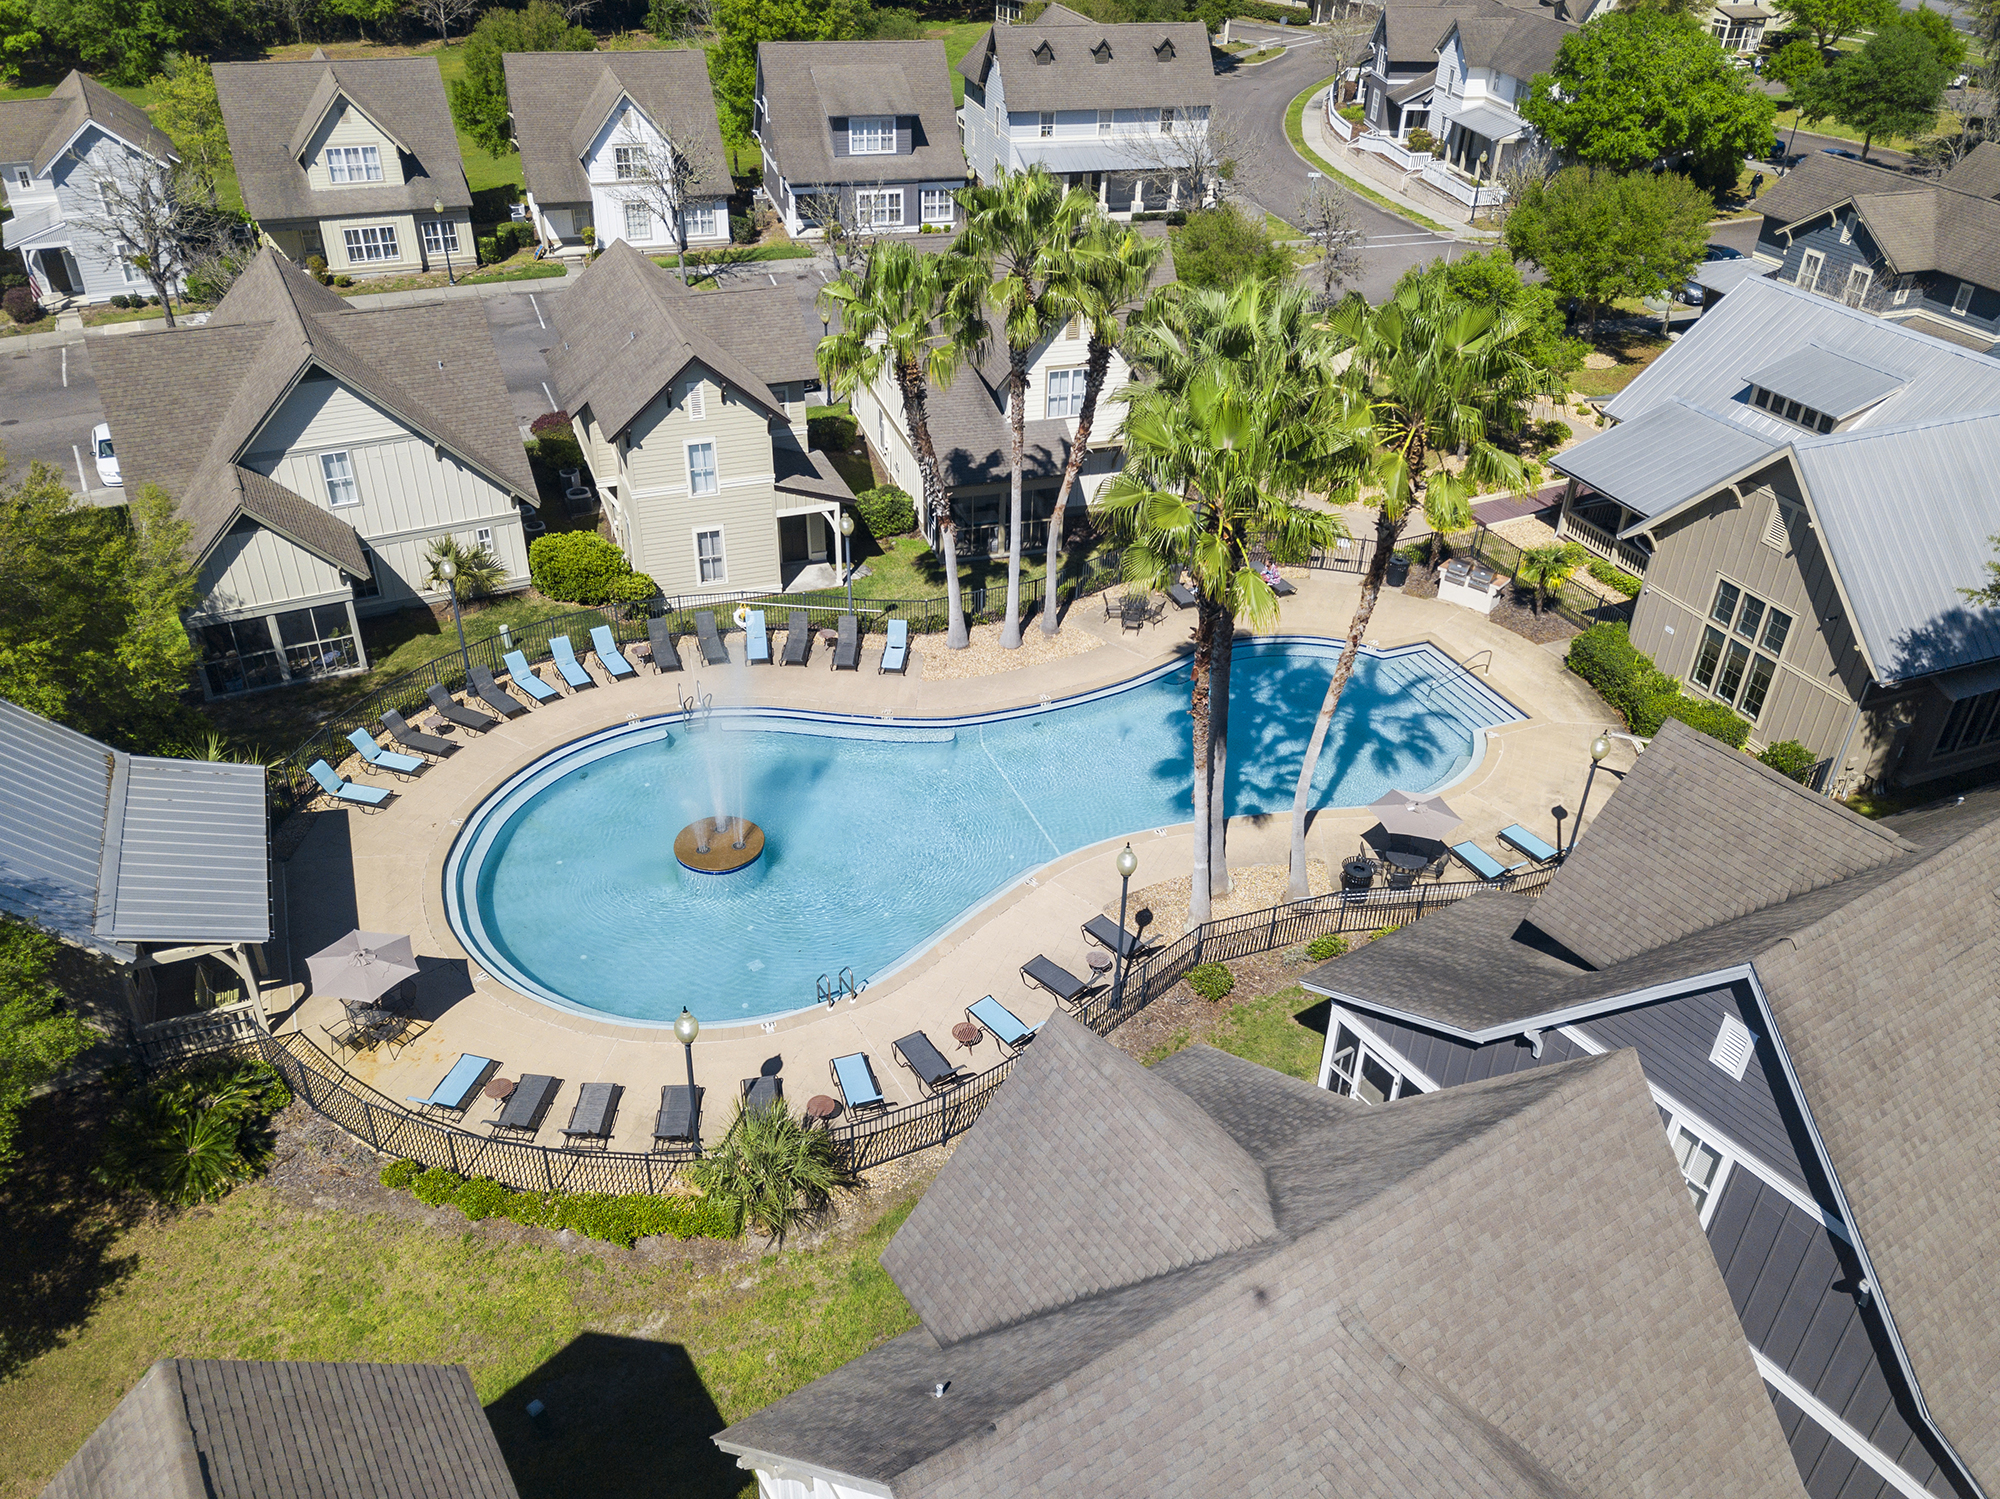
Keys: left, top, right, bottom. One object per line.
{"left": 92, "top": 423, "right": 121, "bottom": 488}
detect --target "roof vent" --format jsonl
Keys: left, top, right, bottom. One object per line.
{"left": 1092, "top": 39, "right": 1113, "bottom": 61}
{"left": 1708, "top": 1014, "right": 1757, "bottom": 1081}
{"left": 1033, "top": 40, "right": 1054, "bottom": 63}
{"left": 1154, "top": 37, "right": 1176, "bottom": 59}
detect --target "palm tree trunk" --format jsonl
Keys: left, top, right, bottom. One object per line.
{"left": 1286, "top": 507, "right": 1406, "bottom": 899}
{"left": 1001, "top": 350, "right": 1029, "bottom": 648}
{"left": 900, "top": 362, "right": 968, "bottom": 647}
{"left": 1041, "top": 337, "right": 1112, "bottom": 636}
{"left": 1208, "top": 612, "right": 1233, "bottom": 900}
{"left": 1189, "top": 598, "right": 1216, "bottom": 925}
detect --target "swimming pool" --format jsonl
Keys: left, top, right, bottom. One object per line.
{"left": 442, "top": 639, "right": 1520, "bottom": 1025}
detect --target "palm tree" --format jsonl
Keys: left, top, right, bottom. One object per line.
{"left": 956, "top": 167, "right": 1096, "bottom": 649}
{"left": 1040, "top": 221, "right": 1164, "bottom": 637}
{"left": 1517, "top": 541, "right": 1587, "bottom": 615}
{"left": 1105, "top": 280, "right": 1351, "bottom": 923}
{"left": 1284, "top": 270, "right": 1554, "bottom": 899}
{"left": 422, "top": 534, "right": 505, "bottom": 602}
{"left": 817, "top": 242, "right": 989, "bottom": 649}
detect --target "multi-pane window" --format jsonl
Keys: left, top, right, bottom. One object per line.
{"left": 325, "top": 145, "right": 382, "bottom": 183}
{"left": 1673, "top": 1124, "right": 1726, "bottom": 1217}
{"left": 1797, "top": 249, "right": 1824, "bottom": 294}
{"left": 342, "top": 225, "right": 398, "bottom": 262}
{"left": 682, "top": 204, "right": 717, "bottom": 238}
{"left": 623, "top": 202, "right": 652, "bottom": 241}
{"left": 1046, "top": 366, "right": 1086, "bottom": 418}
{"left": 1039, "top": 111, "right": 1055, "bottom": 137}
{"left": 319, "top": 450, "right": 359, "bottom": 508}
{"left": 12, "top": 166, "right": 27, "bottom": 188}
{"left": 420, "top": 219, "right": 459, "bottom": 255}
{"left": 350, "top": 541, "right": 381, "bottom": 600}
{"left": 1951, "top": 280, "right": 1975, "bottom": 316}
{"left": 275, "top": 603, "right": 360, "bottom": 679}
{"left": 613, "top": 144, "right": 643, "bottom": 179}
{"left": 1748, "top": 385, "right": 1835, "bottom": 434}
{"left": 1325, "top": 1022, "right": 1425, "bottom": 1105}
{"left": 1935, "top": 686, "right": 2000, "bottom": 758}
{"left": 1098, "top": 107, "right": 1113, "bottom": 134}
{"left": 1843, "top": 265, "right": 1872, "bottom": 306}
{"left": 695, "top": 527, "right": 725, "bottom": 582}
{"left": 197, "top": 616, "right": 285, "bottom": 697}
{"left": 686, "top": 439, "right": 718, "bottom": 495}
{"left": 848, "top": 116, "right": 894, "bottom": 155}
{"left": 1691, "top": 579, "right": 1792, "bottom": 720}
{"left": 920, "top": 189, "right": 954, "bottom": 224}
{"left": 855, "top": 189, "right": 903, "bottom": 227}
{"left": 116, "top": 242, "right": 140, "bottom": 284}
{"left": 1159, "top": 105, "right": 1178, "bottom": 134}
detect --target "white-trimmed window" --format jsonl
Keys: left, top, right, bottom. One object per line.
{"left": 686, "top": 439, "right": 718, "bottom": 495}
{"left": 623, "top": 202, "right": 653, "bottom": 241}
{"left": 684, "top": 381, "right": 706, "bottom": 420}
{"left": 848, "top": 116, "right": 895, "bottom": 155}
{"left": 116, "top": 242, "right": 140, "bottom": 284}
{"left": 855, "top": 189, "right": 903, "bottom": 227}
{"left": 682, "top": 204, "right": 717, "bottom": 238}
{"left": 1797, "top": 249, "right": 1824, "bottom": 294}
{"left": 342, "top": 225, "right": 399, "bottom": 262}
{"left": 1098, "top": 107, "right": 1112, "bottom": 135}
{"left": 1691, "top": 578, "right": 1792, "bottom": 721}
{"left": 319, "top": 450, "right": 359, "bottom": 508}
{"left": 325, "top": 145, "right": 382, "bottom": 183}
{"left": 420, "top": 219, "right": 460, "bottom": 255}
{"left": 1843, "top": 265, "right": 1872, "bottom": 306}
{"left": 474, "top": 526, "right": 492, "bottom": 547}
{"left": 1952, "top": 279, "right": 1975, "bottom": 315}
{"left": 12, "top": 166, "right": 27, "bottom": 188}
{"left": 920, "top": 189, "right": 954, "bottom": 224}
{"left": 613, "top": 144, "right": 643, "bottom": 180}
{"left": 1325, "top": 1021, "right": 1425, "bottom": 1105}
{"left": 1046, "top": 366, "right": 1086, "bottom": 418}
{"left": 694, "top": 526, "right": 725, "bottom": 582}
{"left": 1667, "top": 1115, "right": 1731, "bottom": 1222}
{"left": 1039, "top": 111, "right": 1055, "bottom": 137}
{"left": 1159, "top": 105, "right": 1178, "bottom": 134}
{"left": 1893, "top": 274, "right": 1914, "bottom": 306}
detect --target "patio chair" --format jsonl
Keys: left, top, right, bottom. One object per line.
{"left": 466, "top": 664, "right": 530, "bottom": 718}
{"left": 1448, "top": 841, "right": 1527, "bottom": 882}
{"left": 494, "top": 1073, "right": 562, "bottom": 1135}
{"left": 967, "top": 994, "right": 1039, "bottom": 1053}
{"left": 345, "top": 728, "right": 424, "bottom": 781}
{"left": 654, "top": 1084, "right": 702, "bottom": 1147}
{"left": 745, "top": 610, "right": 771, "bottom": 666}
{"left": 1167, "top": 581, "right": 1198, "bottom": 610}
{"left": 1082, "top": 914, "right": 1150, "bottom": 960}
{"left": 830, "top": 1052, "right": 887, "bottom": 1113}
{"left": 1386, "top": 863, "right": 1419, "bottom": 892}
{"left": 1268, "top": 574, "right": 1296, "bottom": 598}
{"left": 426, "top": 683, "right": 499, "bottom": 733}
{"left": 502, "top": 649, "right": 559, "bottom": 703}
{"left": 1498, "top": 823, "right": 1560, "bottom": 863}
{"left": 308, "top": 758, "right": 392, "bottom": 810}
{"left": 381, "top": 709, "right": 457, "bottom": 759}
{"left": 646, "top": 616, "right": 683, "bottom": 673}
{"left": 548, "top": 635, "right": 595, "bottom": 690}
{"left": 590, "top": 624, "right": 638, "bottom": 680}
{"left": 1119, "top": 594, "right": 1148, "bottom": 633}
{"left": 782, "top": 609, "right": 812, "bottom": 666}
{"left": 879, "top": 617, "right": 909, "bottom": 675}
{"left": 406, "top": 1053, "right": 496, "bottom": 1116}
{"left": 1020, "top": 954, "right": 1099, "bottom": 1011}
{"left": 695, "top": 611, "right": 730, "bottom": 665}
{"left": 833, "top": 614, "right": 860, "bottom": 671}
{"left": 893, "top": 1031, "right": 964, "bottom": 1093}
{"left": 562, "top": 1082, "right": 622, "bottom": 1148}
{"left": 741, "top": 1074, "right": 783, "bottom": 1113}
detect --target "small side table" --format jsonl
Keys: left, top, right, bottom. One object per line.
{"left": 1086, "top": 949, "right": 1115, "bottom": 977}
{"left": 483, "top": 1077, "right": 516, "bottom": 1103}
{"left": 951, "top": 1021, "right": 983, "bottom": 1053}
{"left": 804, "top": 1094, "right": 841, "bottom": 1125}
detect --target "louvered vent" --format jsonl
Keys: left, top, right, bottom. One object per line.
{"left": 1709, "top": 1014, "right": 1757, "bottom": 1080}
{"left": 1763, "top": 499, "right": 1791, "bottom": 551}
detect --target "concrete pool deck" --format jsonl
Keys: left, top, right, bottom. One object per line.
{"left": 265, "top": 570, "right": 1630, "bottom": 1150}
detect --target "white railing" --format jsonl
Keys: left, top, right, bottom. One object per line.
{"left": 1418, "top": 159, "right": 1505, "bottom": 209}
{"left": 1558, "top": 509, "right": 1652, "bottom": 577}
{"left": 1326, "top": 105, "right": 1358, "bottom": 143}
{"left": 1354, "top": 133, "right": 1426, "bottom": 172}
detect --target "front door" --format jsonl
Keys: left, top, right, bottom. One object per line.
{"left": 38, "top": 249, "right": 75, "bottom": 296}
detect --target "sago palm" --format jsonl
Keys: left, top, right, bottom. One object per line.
{"left": 818, "top": 242, "right": 989, "bottom": 649}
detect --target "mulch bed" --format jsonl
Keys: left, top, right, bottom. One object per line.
{"left": 1401, "top": 563, "right": 1581, "bottom": 648}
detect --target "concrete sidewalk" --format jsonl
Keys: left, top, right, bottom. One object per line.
{"left": 1299, "top": 87, "right": 1501, "bottom": 241}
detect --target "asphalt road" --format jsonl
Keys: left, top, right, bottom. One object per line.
{"left": 0, "top": 339, "right": 107, "bottom": 490}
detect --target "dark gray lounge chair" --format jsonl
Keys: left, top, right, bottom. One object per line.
{"left": 893, "top": 1031, "right": 963, "bottom": 1092}
{"left": 696, "top": 610, "right": 729, "bottom": 665}
{"left": 1167, "top": 581, "right": 1198, "bottom": 609}
{"left": 561, "top": 1082, "right": 622, "bottom": 1148}
{"left": 781, "top": 609, "right": 812, "bottom": 666}
{"left": 1268, "top": 574, "right": 1296, "bottom": 597}
{"left": 646, "top": 616, "right": 682, "bottom": 673}
{"left": 381, "top": 709, "right": 457, "bottom": 760}
{"left": 468, "top": 665, "right": 529, "bottom": 718}
{"left": 1021, "top": 954, "right": 1098, "bottom": 1010}
{"left": 654, "top": 1084, "right": 701, "bottom": 1147}
{"left": 426, "top": 683, "right": 498, "bottom": 732}
{"left": 833, "top": 614, "right": 859, "bottom": 671}
{"left": 741, "top": 1075, "right": 782, "bottom": 1113}
{"left": 494, "top": 1073, "right": 562, "bottom": 1134}
{"left": 1082, "top": 914, "right": 1150, "bottom": 959}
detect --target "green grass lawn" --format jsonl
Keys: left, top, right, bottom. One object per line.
{"left": 926, "top": 19, "right": 992, "bottom": 105}
{"left": 1282, "top": 75, "right": 1454, "bottom": 238}
{"left": 1141, "top": 984, "right": 1329, "bottom": 1080}
{"left": 1571, "top": 332, "right": 1672, "bottom": 400}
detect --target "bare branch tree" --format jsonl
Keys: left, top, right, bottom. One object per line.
{"left": 1490, "top": 141, "right": 1557, "bottom": 223}
{"left": 558, "top": 0, "right": 603, "bottom": 21}
{"left": 644, "top": 0, "right": 712, "bottom": 39}
{"left": 413, "top": 0, "right": 480, "bottom": 43}
{"left": 1122, "top": 107, "right": 1266, "bottom": 212}
{"left": 257, "top": 0, "right": 317, "bottom": 44}
{"left": 598, "top": 109, "right": 725, "bottom": 287}
{"left": 65, "top": 152, "right": 241, "bottom": 326}
{"left": 1313, "top": 8, "right": 1377, "bottom": 71}
{"left": 795, "top": 188, "right": 879, "bottom": 275}
{"left": 1298, "top": 179, "right": 1364, "bottom": 301}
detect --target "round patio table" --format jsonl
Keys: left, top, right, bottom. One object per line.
{"left": 951, "top": 1022, "right": 983, "bottom": 1052}
{"left": 1086, "top": 949, "right": 1114, "bottom": 975}
{"left": 805, "top": 1094, "right": 841, "bottom": 1124}
{"left": 483, "top": 1077, "right": 516, "bottom": 1102}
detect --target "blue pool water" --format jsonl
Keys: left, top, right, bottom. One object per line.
{"left": 443, "top": 639, "right": 1520, "bottom": 1024}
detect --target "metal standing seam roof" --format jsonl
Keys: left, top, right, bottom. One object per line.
{"left": 1744, "top": 347, "right": 1908, "bottom": 421}
{"left": 1692, "top": 256, "right": 1777, "bottom": 294}
{"left": 1551, "top": 399, "right": 1780, "bottom": 519}
{"left": 1443, "top": 97, "right": 1528, "bottom": 141}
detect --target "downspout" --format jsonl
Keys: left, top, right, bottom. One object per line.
{"left": 1828, "top": 680, "right": 1870, "bottom": 798}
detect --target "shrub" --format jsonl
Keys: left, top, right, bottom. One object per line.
{"left": 729, "top": 211, "right": 755, "bottom": 244}
{"left": 109, "top": 293, "right": 130, "bottom": 309}
{"left": 379, "top": 1158, "right": 423, "bottom": 1190}
{"left": 96, "top": 1059, "right": 292, "bottom": 1206}
{"left": 691, "top": 1098, "right": 847, "bottom": 1244}
{"left": 1339, "top": 102, "right": 1367, "bottom": 123}
{"left": 412, "top": 1166, "right": 465, "bottom": 1205}
{"left": 530, "top": 410, "right": 573, "bottom": 439}
{"left": 854, "top": 484, "right": 916, "bottom": 538}
{"left": 332, "top": 275, "right": 353, "bottom": 288}
{"left": 1186, "top": 963, "right": 1235, "bottom": 1001}
{"left": 147, "top": 294, "right": 161, "bottom": 305}
{"left": 608, "top": 571, "right": 659, "bottom": 616}
{"left": 1305, "top": 932, "right": 1349, "bottom": 962}
{"left": 530, "top": 530, "right": 631, "bottom": 603}
{"left": 1535, "top": 418, "right": 1573, "bottom": 449}
{"left": 4, "top": 286, "right": 45, "bottom": 324}
{"left": 1759, "top": 739, "right": 1818, "bottom": 784}
{"left": 478, "top": 236, "right": 501, "bottom": 265}
{"left": 1171, "top": 204, "right": 1290, "bottom": 290}
{"left": 1567, "top": 621, "right": 1750, "bottom": 747}
{"left": 1368, "top": 924, "right": 1403, "bottom": 941}
{"left": 305, "top": 255, "right": 329, "bottom": 283}
{"left": 1663, "top": 696, "right": 1751, "bottom": 748}
{"left": 1406, "top": 127, "right": 1436, "bottom": 153}
{"left": 1585, "top": 557, "right": 1643, "bottom": 597}
{"left": 808, "top": 410, "right": 857, "bottom": 452}
{"left": 453, "top": 1177, "right": 511, "bottom": 1221}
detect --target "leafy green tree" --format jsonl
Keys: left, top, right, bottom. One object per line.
{"left": 647, "top": 0, "right": 704, "bottom": 39}
{"left": 1517, "top": 541, "right": 1587, "bottom": 614}
{"left": 1766, "top": 37, "right": 1824, "bottom": 94}
{"left": 1961, "top": 533, "right": 2000, "bottom": 607}
{"left": 0, "top": 917, "right": 90, "bottom": 1170}
{"left": 1799, "top": 19, "right": 1953, "bottom": 159}
{"left": 1503, "top": 166, "right": 1713, "bottom": 335}
{"left": 1897, "top": 4, "right": 1967, "bottom": 71}
{"left": 0, "top": 0, "right": 41, "bottom": 83}
{"left": 1773, "top": 0, "right": 1894, "bottom": 49}
{"left": 1169, "top": 203, "right": 1291, "bottom": 290}
{"left": 708, "top": 0, "right": 869, "bottom": 146}
{"left": 327, "top": 0, "right": 401, "bottom": 40}
{"left": 1397, "top": 248, "right": 1587, "bottom": 385}
{"left": 0, "top": 461, "right": 198, "bottom": 753}
{"left": 150, "top": 54, "right": 230, "bottom": 207}
{"left": 450, "top": 0, "right": 596, "bottom": 158}
{"left": 1522, "top": 11, "right": 1776, "bottom": 194}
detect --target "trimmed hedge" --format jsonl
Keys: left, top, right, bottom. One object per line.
{"left": 1586, "top": 557, "right": 1643, "bottom": 597}
{"left": 854, "top": 484, "right": 916, "bottom": 538}
{"left": 808, "top": 411, "right": 857, "bottom": 452}
{"left": 379, "top": 1159, "right": 740, "bottom": 1246}
{"left": 1664, "top": 696, "right": 1752, "bottom": 749}
{"left": 1187, "top": 963, "right": 1235, "bottom": 1001}
{"left": 530, "top": 530, "right": 631, "bottom": 604}
{"left": 1566, "top": 623, "right": 1750, "bottom": 748}
{"left": 1759, "top": 739, "right": 1817, "bottom": 784}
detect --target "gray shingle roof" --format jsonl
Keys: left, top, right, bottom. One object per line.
{"left": 719, "top": 1030, "right": 1805, "bottom": 1499}
{"left": 43, "top": 1358, "right": 520, "bottom": 1499}
{"left": 956, "top": 18, "right": 1216, "bottom": 114}
{"left": 1375, "top": 0, "right": 1530, "bottom": 63}
{"left": 760, "top": 40, "right": 966, "bottom": 188}
{"left": 504, "top": 50, "right": 729, "bottom": 209}
{"left": 0, "top": 71, "right": 177, "bottom": 177}
{"left": 1753, "top": 151, "right": 2000, "bottom": 289}
{"left": 1443, "top": 11, "right": 1575, "bottom": 78}
{"left": 1941, "top": 139, "right": 2000, "bottom": 199}
{"left": 211, "top": 57, "right": 470, "bottom": 223}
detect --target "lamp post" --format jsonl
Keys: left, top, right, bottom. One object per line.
{"left": 437, "top": 555, "right": 471, "bottom": 680}
{"left": 675, "top": 1006, "right": 701, "bottom": 1156}
{"left": 1110, "top": 842, "right": 1138, "bottom": 1010}
{"left": 838, "top": 510, "right": 856, "bottom": 614}
{"left": 1570, "top": 733, "right": 1613, "bottom": 854}
{"left": 432, "top": 198, "right": 456, "bottom": 286}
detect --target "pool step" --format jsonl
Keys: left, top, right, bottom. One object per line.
{"left": 1368, "top": 646, "right": 1522, "bottom": 738}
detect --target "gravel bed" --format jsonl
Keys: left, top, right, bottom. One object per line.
{"left": 915, "top": 615, "right": 1107, "bottom": 681}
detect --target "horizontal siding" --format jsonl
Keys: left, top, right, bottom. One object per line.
{"left": 303, "top": 102, "right": 407, "bottom": 191}
{"left": 322, "top": 211, "right": 422, "bottom": 274}
{"left": 194, "top": 523, "right": 348, "bottom": 618}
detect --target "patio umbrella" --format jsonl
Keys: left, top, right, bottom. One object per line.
{"left": 306, "top": 930, "right": 420, "bottom": 1005}
{"left": 1367, "top": 790, "right": 1463, "bottom": 844}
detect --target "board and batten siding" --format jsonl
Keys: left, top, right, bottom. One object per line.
{"left": 358, "top": 518, "right": 529, "bottom": 612}
{"left": 193, "top": 521, "right": 349, "bottom": 620}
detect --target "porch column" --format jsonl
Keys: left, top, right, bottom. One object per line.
{"left": 219, "top": 945, "right": 271, "bottom": 1030}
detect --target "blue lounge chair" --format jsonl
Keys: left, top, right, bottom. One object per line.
{"left": 345, "top": 728, "right": 423, "bottom": 780}
{"left": 1448, "top": 841, "right": 1526, "bottom": 882}
{"left": 308, "top": 758, "right": 391, "bottom": 809}
{"left": 549, "top": 634, "right": 594, "bottom": 690}
{"left": 745, "top": 610, "right": 771, "bottom": 665}
{"left": 1498, "top": 823, "right": 1560, "bottom": 863}
{"left": 968, "top": 995, "right": 1039, "bottom": 1052}
{"left": 879, "top": 617, "right": 908, "bottom": 674}
{"left": 406, "top": 1052, "right": 495, "bottom": 1114}
{"left": 830, "top": 1052, "right": 886, "bottom": 1113}
{"left": 502, "top": 650, "right": 559, "bottom": 703}
{"left": 590, "top": 624, "right": 637, "bottom": 679}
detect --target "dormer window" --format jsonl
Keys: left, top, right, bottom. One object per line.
{"left": 1748, "top": 385, "right": 1835, "bottom": 434}
{"left": 325, "top": 145, "right": 381, "bottom": 183}
{"left": 1033, "top": 40, "right": 1054, "bottom": 63}
{"left": 1159, "top": 105, "right": 1177, "bottom": 134}
{"left": 1154, "top": 37, "right": 1175, "bottom": 60}
{"left": 848, "top": 116, "right": 895, "bottom": 155}
{"left": 1092, "top": 39, "right": 1113, "bottom": 62}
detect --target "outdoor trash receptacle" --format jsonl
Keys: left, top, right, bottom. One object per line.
{"left": 1386, "top": 557, "right": 1411, "bottom": 587}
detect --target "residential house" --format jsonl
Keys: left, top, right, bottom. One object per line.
{"left": 0, "top": 71, "right": 179, "bottom": 304}
{"left": 754, "top": 40, "right": 968, "bottom": 239}
{"left": 1706, "top": 0, "right": 1776, "bottom": 52}
{"left": 712, "top": 1012, "right": 1810, "bottom": 1498}
{"left": 212, "top": 53, "right": 474, "bottom": 280}
{"left": 506, "top": 50, "right": 731, "bottom": 261}
{"left": 1550, "top": 275, "right": 2000, "bottom": 788}
{"left": 1748, "top": 146, "right": 2000, "bottom": 350}
{"left": 93, "top": 249, "right": 535, "bottom": 699}
{"left": 1430, "top": 8, "right": 1573, "bottom": 182}
{"left": 546, "top": 240, "right": 854, "bottom": 595}
{"left": 43, "top": 1358, "right": 520, "bottom": 1498}
{"left": 1301, "top": 720, "right": 2000, "bottom": 1499}
{"left": 957, "top": 5, "right": 1217, "bottom": 214}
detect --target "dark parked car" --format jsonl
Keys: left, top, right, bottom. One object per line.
{"left": 1682, "top": 245, "right": 1745, "bottom": 304}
